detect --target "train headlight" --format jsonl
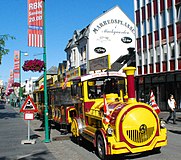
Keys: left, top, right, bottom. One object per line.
{"left": 160, "top": 119, "right": 166, "bottom": 128}
{"left": 107, "top": 126, "right": 113, "bottom": 136}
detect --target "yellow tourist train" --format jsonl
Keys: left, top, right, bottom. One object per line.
{"left": 33, "top": 64, "right": 167, "bottom": 159}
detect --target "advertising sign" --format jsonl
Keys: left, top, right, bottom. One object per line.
{"left": 28, "top": 0, "right": 44, "bottom": 47}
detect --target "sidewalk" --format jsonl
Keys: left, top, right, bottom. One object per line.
{"left": 0, "top": 104, "right": 56, "bottom": 160}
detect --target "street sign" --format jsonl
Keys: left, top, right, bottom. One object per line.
{"left": 24, "top": 112, "right": 34, "bottom": 120}
{"left": 20, "top": 96, "right": 38, "bottom": 113}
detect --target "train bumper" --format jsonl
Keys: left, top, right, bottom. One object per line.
{"left": 108, "top": 128, "right": 167, "bottom": 155}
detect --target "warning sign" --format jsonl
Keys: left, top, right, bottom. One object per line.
{"left": 20, "top": 96, "right": 38, "bottom": 113}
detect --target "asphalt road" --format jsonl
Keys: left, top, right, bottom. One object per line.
{"left": 1, "top": 104, "right": 181, "bottom": 160}
{"left": 0, "top": 104, "right": 56, "bottom": 160}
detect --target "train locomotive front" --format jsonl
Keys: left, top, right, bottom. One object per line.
{"left": 71, "top": 67, "right": 167, "bottom": 160}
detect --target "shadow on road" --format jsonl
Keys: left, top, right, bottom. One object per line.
{"left": 0, "top": 112, "right": 20, "bottom": 119}
{"left": 0, "top": 104, "right": 5, "bottom": 109}
{"left": 168, "top": 129, "right": 181, "bottom": 135}
{"left": 70, "top": 136, "right": 161, "bottom": 160}
{"left": 0, "top": 150, "right": 53, "bottom": 160}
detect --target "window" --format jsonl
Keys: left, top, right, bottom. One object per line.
{"left": 87, "top": 77, "right": 125, "bottom": 99}
{"left": 160, "top": 12, "right": 166, "bottom": 28}
{"left": 83, "top": 46, "right": 86, "bottom": 60}
{"left": 162, "top": 44, "right": 167, "bottom": 61}
{"left": 142, "top": 6, "right": 146, "bottom": 21}
{"left": 143, "top": 21, "right": 146, "bottom": 35}
{"left": 147, "top": 3, "right": 151, "bottom": 19}
{"left": 139, "top": 56, "right": 142, "bottom": 66}
{"left": 137, "top": 24, "right": 141, "bottom": 37}
{"left": 149, "top": 48, "right": 153, "bottom": 63}
{"left": 176, "top": 5, "right": 181, "bottom": 22}
{"left": 168, "top": 7, "right": 174, "bottom": 25}
{"left": 148, "top": 18, "right": 153, "bottom": 33}
{"left": 136, "top": 0, "right": 140, "bottom": 9}
{"left": 154, "top": 15, "right": 159, "bottom": 30}
{"left": 80, "top": 47, "right": 83, "bottom": 61}
{"left": 144, "top": 51, "right": 148, "bottom": 65}
{"left": 156, "top": 47, "right": 160, "bottom": 62}
{"left": 170, "top": 43, "right": 175, "bottom": 58}
{"left": 153, "top": 0, "right": 158, "bottom": 15}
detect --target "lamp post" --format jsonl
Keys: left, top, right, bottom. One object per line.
{"left": 19, "top": 51, "right": 28, "bottom": 108}
{"left": 43, "top": 0, "right": 50, "bottom": 143}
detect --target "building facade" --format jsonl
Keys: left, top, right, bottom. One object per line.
{"left": 134, "top": 0, "right": 181, "bottom": 110}
{"left": 65, "top": 6, "right": 136, "bottom": 74}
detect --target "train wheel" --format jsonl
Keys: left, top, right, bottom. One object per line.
{"left": 96, "top": 134, "right": 107, "bottom": 160}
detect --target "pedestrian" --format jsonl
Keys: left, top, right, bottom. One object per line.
{"left": 166, "top": 94, "right": 177, "bottom": 124}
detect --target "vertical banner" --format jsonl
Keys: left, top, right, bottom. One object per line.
{"left": 28, "top": 0, "right": 44, "bottom": 47}
{"left": 14, "top": 50, "right": 20, "bottom": 78}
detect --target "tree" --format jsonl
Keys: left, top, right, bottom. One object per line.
{"left": 0, "top": 34, "right": 15, "bottom": 64}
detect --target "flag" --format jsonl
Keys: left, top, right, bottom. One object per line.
{"left": 62, "top": 75, "right": 68, "bottom": 90}
{"left": 150, "top": 90, "right": 161, "bottom": 114}
{"left": 28, "top": 0, "right": 44, "bottom": 47}
{"left": 102, "top": 94, "right": 111, "bottom": 124}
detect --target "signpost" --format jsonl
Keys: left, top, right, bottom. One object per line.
{"left": 20, "top": 96, "right": 38, "bottom": 144}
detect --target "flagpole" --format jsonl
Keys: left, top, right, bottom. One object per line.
{"left": 43, "top": 0, "right": 50, "bottom": 143}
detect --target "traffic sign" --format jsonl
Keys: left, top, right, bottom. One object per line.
{"left": 24, "top": 112, "right": 34, "bottom": 120}
{"left": 20, "top": 96, "right": 38, "bottom": 113}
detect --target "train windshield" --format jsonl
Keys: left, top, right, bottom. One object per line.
{"left": 87, "top": 77, "right": 125, "bottom": 99}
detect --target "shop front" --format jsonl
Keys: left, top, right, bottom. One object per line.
{"left": 135, "top": 72, "right": 181, "bottom": 111}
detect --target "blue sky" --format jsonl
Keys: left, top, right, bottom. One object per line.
{"left": 0, "top": 0, "right": 134, "bottom": 83}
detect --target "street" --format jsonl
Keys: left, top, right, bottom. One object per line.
{"left": 0, "top": 104, "right": 181, "bottom": 160}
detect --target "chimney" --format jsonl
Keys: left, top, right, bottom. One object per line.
{"left": 123, "top": 67, "right": 136, "bottom": 102}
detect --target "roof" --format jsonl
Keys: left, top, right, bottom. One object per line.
{"left": 34, "top": 66, "right": 58, "bottom": 82}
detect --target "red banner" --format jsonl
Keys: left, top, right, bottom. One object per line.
{"left": 14, "top": 50, "right": 20, "bottom": 70}
{"left": 28, "top": 0, "right": 44, "bottom": 47}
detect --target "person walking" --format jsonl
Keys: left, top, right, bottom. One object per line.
{"left": 166, "top": 94, "right": 177, "bottom": 124}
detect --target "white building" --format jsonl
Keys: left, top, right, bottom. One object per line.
{"left": 23, "top": 77, "right": 38, "bottom": 97}
{"left": 65, "top": 6, "right": 136, "bottom": 73}
{"left": 134, "top": 0, "right": 181, "bottom": 110}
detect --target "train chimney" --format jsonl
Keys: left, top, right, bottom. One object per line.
{"left": 123, "top": 67, "right": 136, "bottom": 102}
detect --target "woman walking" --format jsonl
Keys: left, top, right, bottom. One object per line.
{"left": 166, "top": 94, "right": 177, "bottom": 124}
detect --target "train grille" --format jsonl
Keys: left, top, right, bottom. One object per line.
{"left": 126, "top": 127, "right": 154, "bottom": 143}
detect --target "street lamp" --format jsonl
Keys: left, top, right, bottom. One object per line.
{"left": 19, "top": 50, "right": 28, "bottom": 108}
